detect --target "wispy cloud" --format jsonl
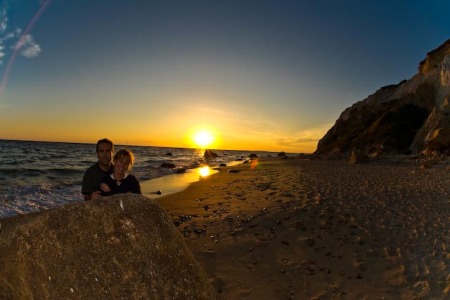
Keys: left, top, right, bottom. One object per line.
{"left": 275, "top": 137, "right": 317, "bottom": 147}
{"left": 1, "top": 0, "right": 51, "bottom": 99}
{"left": 0, "top": 9, "right": 7, "bottom": 64}
{"left": 15, "top": 34, "right": 42, "bottom": 58}
{"left": 272, "top": 123, "right": 332, "bottom": 150}
{"left": 0, "top": 4, "right": 44, "bottom": 64}
{"left": 0, "top": 10, "right": 7, "bottom": 33}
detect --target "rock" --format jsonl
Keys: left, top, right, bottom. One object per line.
{"left": 425, "top": 127, "right": 450, "bottom": 151}
{"left": 161, "top": 162, "right": 176, "bottom": 168}
{"left": 0, "top": 194, "right": 216, "bottom": 299}
{"left": 315, "top": 39, "right": 450, "bottom": 156}
{"left": 165, "top": 152, "right": 173, "bottom": 156}
{"left": 204, "top": 150, "right": 218, "bottom": 159}
{"left": 298, "top": 236, "right": 315, "bottom": 247}
{"left": 277, "top": 151, "right": 286, "bottom": 157}
{"left": 248, "top": 153, "right": 258, "bottom": 159}
{"left": 172, "top": 167, "right": 186, "bottom": 173}
{"left": 348, "top": 149, "right": 370, "bottom": 164}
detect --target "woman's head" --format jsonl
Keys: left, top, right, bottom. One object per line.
{"left": 113, "top": 149, "right": 134, "bottom": 173}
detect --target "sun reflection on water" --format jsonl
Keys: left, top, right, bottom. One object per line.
{"left": 198, "top": 166, "right": 212, "bottom": 177}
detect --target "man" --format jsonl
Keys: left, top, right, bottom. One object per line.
{"left": 82, "top": 138, "right": 114, "bottom": 200}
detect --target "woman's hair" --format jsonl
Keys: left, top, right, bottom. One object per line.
{"left": 114, "top": 149, "right": 134, "bottom": 171}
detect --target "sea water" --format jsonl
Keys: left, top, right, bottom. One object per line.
{"left": 0, "top": 139, "right": 279, "bottom": 218}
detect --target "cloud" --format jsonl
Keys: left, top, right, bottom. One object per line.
{"left": 0, "top": 11, "right": 7, "bottom": 33}
{"left": 21, "top": 42, "right": 41, "bottom": 57}
{"left": 273, "top": 123, "right": 333, "bottom": 149}
{"left": 275, "top": 137, "right": 318, "bottom": 146}
{"left": 0, "top": 9, "right": 6, "bottom": 63}
{"left": 13, "top": 34, "right": 41, "bottom": 58}
{"left": 0, "top": 7, "right": 42, "bottom": 63}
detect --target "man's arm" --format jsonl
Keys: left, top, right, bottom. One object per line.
{"left": 84, "top": 190, "right": 102, "bottom": 201}
{"left": 82, "top": 164, "right": 102, "bottom": 200}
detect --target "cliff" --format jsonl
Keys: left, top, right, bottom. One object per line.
{"left": 315, "top": 39, "right": 450, "bottom": 157}
{"left": 0, "top": 194, "right": 216, "bottom": 299}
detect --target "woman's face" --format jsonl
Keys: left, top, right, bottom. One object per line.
{"left": 114, "top": 156, "right": 131, "bottom": 175}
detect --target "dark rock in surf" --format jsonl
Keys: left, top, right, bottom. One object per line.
{"left": 161, "top": 162, "right": 176, "bottom": 169}
{"left": 204, "top": 150, "right": 218, "bottom": 159}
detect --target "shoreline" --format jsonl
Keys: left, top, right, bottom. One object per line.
{"left": 155, "top": 156, "right": 450, "bottom": 299}
{"left": 140, "top": 158, "right": 258, "bottom": 199}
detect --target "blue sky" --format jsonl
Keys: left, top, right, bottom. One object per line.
{"left": 0, "top": 0, "right": 449, "bottom": 152}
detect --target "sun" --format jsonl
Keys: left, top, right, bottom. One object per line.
{"left": 193, "top": 130, "right": 214, "bottom": 148}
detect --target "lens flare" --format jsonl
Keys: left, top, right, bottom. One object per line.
{"left": 250, "top": 159, "right": 258, "bottom": 169}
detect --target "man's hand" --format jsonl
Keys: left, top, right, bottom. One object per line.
{"left": 91, "top": 190, "right": 103, "bottom": 199}
{"left": 100, "top": 183, "right": 111, "bottom": 193}
{"left": 84, "top": 190, "right": 102, "bottom": 201}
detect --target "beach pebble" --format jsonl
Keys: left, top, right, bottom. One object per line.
{"left": 356, "top": 262, "right": 368, "bottom": 272}
{"left": 298, "top": 236, "right": 315, "bottom": 247}
{"left": 203, "top": 249, "right": 216, "bottom": 255}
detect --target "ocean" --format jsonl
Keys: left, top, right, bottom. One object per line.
{"left": 0, "top": 139, "right": 281, "bottom": 219}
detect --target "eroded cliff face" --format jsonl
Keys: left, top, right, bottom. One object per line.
{"left": 0, "top": 194, "right": 216, "bottom": 300}
{"left": 315, "top": 39, "right": 450, "bottom": 157}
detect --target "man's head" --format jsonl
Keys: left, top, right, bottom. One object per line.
{"left": 96, "top": 138, "right": 114, "bottom": 168}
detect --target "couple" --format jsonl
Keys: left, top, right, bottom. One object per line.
{"left": 81, "top": 138, "right": 141, "bottom": 201}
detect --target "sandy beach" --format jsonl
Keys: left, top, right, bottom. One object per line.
{"left": 154, "top": 156, "right": 450, "bottom": 299}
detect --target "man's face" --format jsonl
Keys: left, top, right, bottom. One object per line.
{"left": 97, "top": 143, "right": 113, "bottom": 167}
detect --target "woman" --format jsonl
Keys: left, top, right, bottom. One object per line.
{"left": 99, "top": 149, "right": 141, "bottom": 196}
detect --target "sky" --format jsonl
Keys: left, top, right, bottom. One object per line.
{"left": 0, "top": 0, "right": 449, "bottom": 153}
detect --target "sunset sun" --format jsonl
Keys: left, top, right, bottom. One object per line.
{"left": 192, "top": 130, "right": 214, "bottom": 148}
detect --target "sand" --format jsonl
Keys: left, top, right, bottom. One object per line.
{"left": 152, "top": 156, "right": 450, "bottom": 299}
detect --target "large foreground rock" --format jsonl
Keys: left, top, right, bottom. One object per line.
{"left": 0, "top": 194, "right": 216, "bottom": 299}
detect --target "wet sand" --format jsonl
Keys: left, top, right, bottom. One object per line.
{"left": 152, "top": 157, "right": 450, "bottom": 299}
